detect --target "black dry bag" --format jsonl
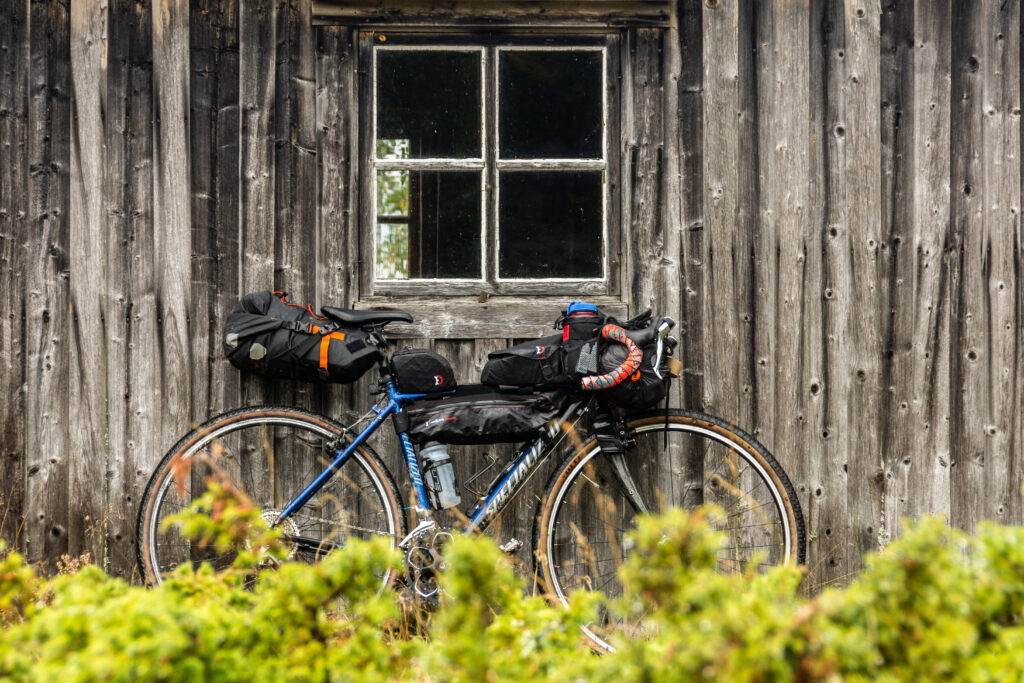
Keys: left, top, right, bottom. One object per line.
{"left": 406, "top": 385, "right": 567, "bottom": 445}
{"left": 224, "top": 291, "right": 380, "bottom": 384}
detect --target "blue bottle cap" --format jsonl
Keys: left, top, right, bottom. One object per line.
{"left": 567, "top": 301, "right": 599, "bottom": 315}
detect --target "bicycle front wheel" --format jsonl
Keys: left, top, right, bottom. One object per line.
{"left": 535, "top": 410, "right": 805, "bottom": 649}
{"left": 137, "top": 406, "right": 406, "bottom": 585}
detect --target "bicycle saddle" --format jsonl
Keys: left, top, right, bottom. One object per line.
{"left": 321, "top": 306, "right": 413, "bottom": 326}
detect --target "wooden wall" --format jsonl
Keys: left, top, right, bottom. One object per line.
{"left": 0, "top": 0, "right": 1022, "bottom": 588}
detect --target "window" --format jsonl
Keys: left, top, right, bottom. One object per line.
{"left": 361, "top": 35, "right": 620, "bottom": 298}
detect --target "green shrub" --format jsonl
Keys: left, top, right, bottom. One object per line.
{"left": 3, "top": 482, "right": 1024, "bottom": 681}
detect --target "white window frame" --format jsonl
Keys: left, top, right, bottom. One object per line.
{"left": 360, "top": 34, "right": 620, "bottom": 300}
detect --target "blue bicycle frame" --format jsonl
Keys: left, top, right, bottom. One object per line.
{"left": 274, "top": 374, "right": 569, "bottom": 537}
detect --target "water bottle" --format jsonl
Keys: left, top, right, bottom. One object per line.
{"left": 420, "top": 442, "right": 461, "bottom": 509}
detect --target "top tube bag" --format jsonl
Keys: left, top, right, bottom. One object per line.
{"left": 224, "top": 291, "right": 381, "bottom": 384}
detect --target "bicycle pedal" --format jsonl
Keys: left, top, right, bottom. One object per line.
{"left": 499, "top": 538, "right": 523, "bottom": 554}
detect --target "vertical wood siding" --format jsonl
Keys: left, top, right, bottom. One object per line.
{"left": 1, "top": 0, "right": 1023, "bottom": 588}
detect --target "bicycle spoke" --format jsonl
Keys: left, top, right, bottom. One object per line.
{"left": 541, "top": 411, "right": 804, "bottom": 652}
{"left": 139, "top": 408, "right": 402, "bottom": 586}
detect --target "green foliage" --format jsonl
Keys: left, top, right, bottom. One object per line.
{"left": 5, "top": 489, "right": 1024, "bottom": 681}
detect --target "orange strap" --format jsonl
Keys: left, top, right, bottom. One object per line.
{"left": 319, "top": 331, "right": 346, "bottom": 375}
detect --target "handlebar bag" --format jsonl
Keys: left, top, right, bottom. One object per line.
{"left": 224, "top": 291, "right": 380, "bottom": 384}
{"left": 596, "top": 342, "right": 669, "bottom": 409}
{"left": 406, "top": 385, "right": 568, "bottom": 445}
{"left": 392, "top": 348, "right": 457, "bottom": 394}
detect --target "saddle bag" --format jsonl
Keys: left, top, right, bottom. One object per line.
{"left": 224, "top": 291, "right": 380, "bottom": 384}
{"left": 392, "top": 348, "right": 457, "bottom": 394}
{"left": 596, "top": 341, "right": 670, "bottom": 410}
{"left": 406, "top": 385, "right": 568, "bottom": 445}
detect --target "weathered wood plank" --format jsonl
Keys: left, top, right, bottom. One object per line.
{"left": 877, "top": 0, "right": 913, "bottom": 541}
{"left": 0, "top": 0, "right": 29, "bottom": 547}
{"left": 881, "top": 0, "right": 953, "bottom": 538}
{"left": 68, "top": 0, "right": 108, "bottom": 562}
{"left": 816, "top": 0, "right": 854, "bottom": 584}
{"left": 354, "top": 298, "right": 628, "bottom": 339}
{"left": 25, "top": 0, "right": 72, "bottom": 570}
{"left": 273, "top": 0, "right": 319, "bottom": 419}
{"left": 152, "top": 0, "right": 193, "bottom": 489}
{"left": 239, "top": 0, "right": 277, "bottom": 408}
{"left": 625, "top": 28, "right": 666, "bottom": 318}
{"left": 122, "top": 0, "right": 159, "bottom": 581}
{"left": 190, "top": 0, "right": 219, "bottom": 423}
{"left": 977, "top": 0, "right": 1020, "bottom": 526}
{"left": 315, "top": 25, "right": 356, "bottom": 312}
{"left": 701, "top": 0, "right": 755, "bottom": 428}
{"left": 240, "top": 0, "right": 277, "bottom": 297}
{"left": 842, "top": 0, "right": 885, "bottom": 567}
{"left": 949, "top": 0, "right": 985, "bottom": 534}
{"left": 752, "top": 0, "right": 812, "bottom": 565}
{"left": 102, "top": 0, "right": 130, "bottom": 578}
{"left": 189, "top": 0, "right": 240, "bottom": 423}
{"left": 801, "top": 0, "right": 828, "bottom": 587}
{"left": 211, "top": 0, "right": 242, "bottom": 416}
{"left": 316, "top": 25, "right": 358, "bottom": 424}
{"left": 311, "top": 0, "right": 672, "bottom": 27}
{"left": 676, "top": 0, "right": 705, "bottom": 412}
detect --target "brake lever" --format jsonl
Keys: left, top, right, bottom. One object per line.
{"left": 653, "top": 317, "right": 675, "bottom": 380}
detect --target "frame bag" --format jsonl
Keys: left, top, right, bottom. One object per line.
{"left": 406, "top": 385, "right": 567, "bottom": 445}
{"left": 224, "top": 291, "right": 380, "bottom": 384}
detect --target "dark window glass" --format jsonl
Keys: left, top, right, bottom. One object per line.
{"left": 376, "top": 170, "right": 481, "bottom": 279}
{"left": 377, "top": 51, "right": 481, "bottom": 159}
{"left": 499, "top": 51, "right": 602, "bottom": 159}
{"left": 498, "top": 171, "right": 602, "bottom": 278}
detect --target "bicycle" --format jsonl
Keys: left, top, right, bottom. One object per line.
{"left": 137, "top": 303, "right": 806, "bottom": 650}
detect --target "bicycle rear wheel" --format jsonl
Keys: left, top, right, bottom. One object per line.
{"left": 137, "top": 406, "right": 405, "bottom": 585}
{"left": 535, "top": 410, "right": 805, "bottom": 650}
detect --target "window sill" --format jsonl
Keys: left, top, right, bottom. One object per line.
{"left": 354, "top": 295, "right": 628, "bottom": 339}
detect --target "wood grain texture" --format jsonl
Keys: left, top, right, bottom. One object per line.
{"left": 68, "top": 0, "right": 108, "bottom": 562}
{"left": 801, "top": 0, "right": 829, "bottom": 585}
{"left": 0, "top": 0, "right": 29, "bottom": 547}
{"left": 814, "top": 0, "right": 855, "bottom": 583}
{"left": 239, "top": 0, "right": 277, "bottom": 409}
{"left": 189, "top": 0, "right": 242, "bottom": 508}
{"left": 153, "top": 0, "right": 193, "bottom": 465}
{"left": 311, "top": 0, "right": 672, "bottom": 27}
{"left": 5, "top": 0, "right": 1024, "bottom": 586}
{"left": 24, "top": 0, "right": 71, "bottom": 570}
{"left": 976, "top": 0, "right": 1019, "bottom": 526}
{"left": 752, "top": 0, "right": 812, "bottom": 562}
{"left": 102, "top": 0, "right": 131, "bottom": 577}
{"left": 675, "top": 0, "right": 705, "bottom": 413}
{"left": 274, "top": 0, "right": 320, "bottom": 417}
{"left": 701, "top": 0, "right": 756, "bottom": 428}
{"left": 950, "top": 0, "right": 986, "bottom": 534}
{"left": 316, "top": 25, "right": 359, "bottom": 424}
{"left": 880, "top": 0, "right": 953, "bottom": 540}
{"left": 122, "top": 0, "right": 159, "bottom": 580}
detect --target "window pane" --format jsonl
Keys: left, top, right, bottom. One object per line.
{"left": 498, "top": 171, "right": 602, "bottom": 278}
{"left": 376, "top": 170, "right": 481, "bottom": 279}
{"left": 377, "top": 223, "right": 409, "bottom": 279}
{"left": 377, "top": 51, "right": 481, "bottom": 159}
{"left": 499, "top": 51, "right": 602, "bottom": 159}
